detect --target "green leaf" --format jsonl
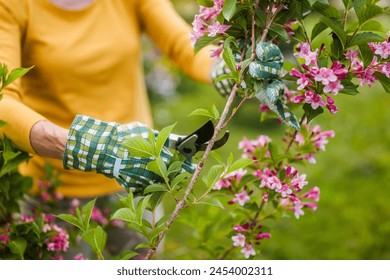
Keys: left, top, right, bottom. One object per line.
{"left": 171, "top": 172, "right": 191, "bottom": 190}
{"left": 118, "top": 192, "right": 135, "bottom": 211}
{"left": 143, "top": 184, "right": 169, "bottom": 194}
{"left": 342, "top": 0, "right": 352, "bottom": 9}
{"left": 223, "top": 36, "right": 237, "bottom": 71}
{"left": 8, "top": 238, "right": 27, "bottom": 260}
{"left": 226, "top": 158, "right": 254, "bottom": 174}
{"left": 311, "top": 21, "right": 328, "bottom": 41}
{"left": 197, "top": 197, "right": 225, "bottom": 209}
{"left": 81, "top": 226, "right": 107, "bottom": 259}
{"left": 0, "top": 120, "right": 7, "bottom": 127}
{"left": 56, "top": 213, "right": 85, "bottom": 231}
{"left": 222, "top": 0, "right": 237, "bottom": 21}
{"left": 313, "top": 2, "right": 341, "bottom": 18}
{"left": 358, "top": 43, "right": 375, "bottom": 67}
{"left": 269, "top": 23, "right": 288, "bottom": 42}
{"left": 188, "top": 106, "right": 220, "bottom": 120}
{"left": 111, "top": 208, "right": 136, "bottom": 223}
{"left": 82, "top": 198, "right": 97, "bottom": 231}
{"left": 194, "top": 34, "right": 221, "bottom": 54}
{"left": 303, "top": 103, "right": 324, "bottom": 122}
{"left": 122, "top": 136, "right": 156, "bottom": 158}
{"left": 1, "top": 66, "right": 33, "bottom": 90}
{"left": 148, "top": 226, "right": 167, "bottom": 246}
{"left": 340, "top": 80, "right": 359, "bottom": 95}
{"left": 374, "top": 72, "right": 390, "bottom": 93}
{"left": 319, "top": 16, "right": 346, "bottom": 47}
{"left": 135, "top": 195, "right": 151, "bottom": 224}
{"left": 167, "top": 161, "right": 183, "bottom": 177}
{"left": 155, "top": 124, "right": 175, "bottom": 157}
{"left": 348, "top": 32, "right": 383, "bottom": 47}
{"left": 268, "top": 142, "right": 278, "bottom": 163}
{"left": 360, "top": 20, "right": 386, "bottom": 33}
{"left": 202, "top": 164, "right": 225, "bottom": 189}
{"left": 146, "top": 157, "right": 167, "bottom": 179}
{"left": 353, "top": 1, "right": 384, "bottom": 24}
{"left": 196, "top": 0, "right": 214, "bottom": 7}
{"left": 112, "top": 250, "right": 138, "bottom": 260}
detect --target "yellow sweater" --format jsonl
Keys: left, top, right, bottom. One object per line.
{"left": 0, "top": 0, "right": 212, "bottom": 197}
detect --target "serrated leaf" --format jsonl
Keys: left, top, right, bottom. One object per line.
{"left": 148, "top": 226, "right": 168, "bottom": 244}
{"left": 358, "top": 43, "right": 375, "bottom": 67}
{"left": 82, "top": 198, "right": 97, "bottom": 231}
{"left": 203, "top": 164, "right": 225, "bottom": 189}
{"left": 197, "top": 197, "right": 225, "bottom": 209}
{"left": 143, "top": 184, "right": 169, "bottom": 194}
{"left": 122, "top": 136, "right": 156, "bottom": 158}
{"left": 56, "top": 213, "right": 85, "bottom": 231}
{"left": 1, "top": 66, "right": 33, "bottom": 90}
{"left": 226, "top": 158, "right": 254, "bottom": 174}
{"left": 155, "top": 124, "right": 175, "bottom": 156}
{"left": 81, "top": 226, "right": 107, "bottom": 258}
{"left": 171, "top": 172, "right": 191, "bottom": 190}
{"left": 360, "top": 20, "right": 386, "bottom": 33}
{"left": 111, "top": 208, "right": 136, "bottom": 223}
{"left": 146, "top": 157, "right": 167, "bottom": 179}
{"left": 136, "top": 195, "right": 151, "bottom": 224}
{"left": 223, "top": 36, "right": 237, "bottom": 71}
{"left": 353, "top": 1, "right": 384, "bottom": 24}
{"left": 167, "top": 161, "right": 183, "bottom": 177}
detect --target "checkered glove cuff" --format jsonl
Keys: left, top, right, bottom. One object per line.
{"left": 63, "top": 115, "right": 194, "bottom": 193}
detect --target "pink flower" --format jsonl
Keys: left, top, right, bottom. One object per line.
{"left": 232, "top": 190, "right": 250, "bottom": 206}
{"left": 357, "top": 67, "right": 377, "bottom": 87}
{"left": 293, "top": 204, "right": 305, "bottom": 219}
{"left": 232, "top": 233, "right": 246, "bottom": 247}
{"left": 302, "top": 186, "right": 320, "bottom": 201}
{"left": 74, "top": 253, "right": 86, "bottom": 260}
{"left": 45, "top": 224, "right": 69, "bottom": 252}
{"left": 380, "top": 62, "right": 390, "bottom": 78}
{"left": 323, "top": 81, "right": 343, "bottom": 95}
{"left": 294, "top": 42, "right": 318, "bottom": 65}
{"left": 314, "top": 67, "right": 337, "bottom": 85}
{"left": 241, "top": 244, "right": 256, "bottom": 258}
{"left": 256, "top": 232, "right": 271, "bottom": 240}
{"left": 369, "top": 41, "right": 390, "bottom": 59}
{"left": 91, "top": 207, "right": 108, "bottom": 225}
{"left": 291, "top": 173, "right": 308, "bottom": 191}
{"left": 233, "top": 224, "right": 247, "bottom": 233}
{"left": 262, "top": 193, "right": 269, "bottom": 202}
{"left": 207, "top": 21, "right": 230, "bottom": 37}
{"left": 0, "top": 234, "right": 9, "bottom": 245}
{"left": 326, "top": 96, "right": 338, "bottom": 114}
{"left": 213, "top": 179, "right": 231, "bottom": 190}
{"left": 290, "top": 68, "right": 312, "bottom": 90}
{"left": 304, "top": 91, "right": 326, "bottom": 109}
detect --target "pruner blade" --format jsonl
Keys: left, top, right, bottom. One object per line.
{"left": 176, "top": 120, "right": 230, "bottom": 161}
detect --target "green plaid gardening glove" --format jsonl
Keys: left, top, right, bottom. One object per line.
{"left": 63, "top": 115, "right": 193, "bottom": 194}
{"left": 211, "top": 42, "right": 299, "bottom": 130}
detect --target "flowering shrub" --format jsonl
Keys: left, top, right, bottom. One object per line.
{"left": 173, "top": 0, "right": 389, "bottom": 259}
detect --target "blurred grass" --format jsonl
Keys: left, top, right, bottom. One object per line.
{"left": 148, "top": 1, "right": 390, "bottom": 260}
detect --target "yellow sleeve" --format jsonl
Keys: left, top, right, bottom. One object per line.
{"left": 137, "top": 0, "right": 213, "bottom": 83}
{"left": 0, "top": 0, "right": 46, "bottom": 153}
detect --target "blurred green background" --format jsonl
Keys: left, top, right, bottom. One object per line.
{"left": 145, "top": 0, "right": 390, "bottom": 259}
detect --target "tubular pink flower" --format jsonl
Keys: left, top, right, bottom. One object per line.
{"left": 256, "top": 232, "right": 271, "bottom": 240}
{"left": 232, "top": 233, "right": 246, "bottom": 247}
{"left": 380, "top": 62, "right": 390, "bottom": 78}
{"left": 207, "top": 21, "right": 230, "bottom": 37}
{"left": 233, "top": 225, "right": 247, "bottom": 233}
{"left": 0, "top": 234, "right": 9, "bottom": 245}
{"left": 302, "top": 186, "right": 320, "bottom": 201}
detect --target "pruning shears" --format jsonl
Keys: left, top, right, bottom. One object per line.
{"left": 175, "top": 120, "right": 230, "bottom": 162}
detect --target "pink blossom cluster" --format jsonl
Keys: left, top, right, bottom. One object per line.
{"left": 42, "top": 223, "right": 70, "bottom": 253}
{"left": 238, "top": 135, "right": 272, "bottom": 161}
{"left": 190, "top": 0, "right": 230, "bottom": 56}
{"left": 231, "top": 224, "right": 271, "bottom": 259}
{"left": 294, "top": 123, "right": 335, "bottom": 164}
{"left": 290, "top": 42, "right": 348, "bottom": 114}
{"left": 37, "top": 179, "right": 63, "bottom": 204}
